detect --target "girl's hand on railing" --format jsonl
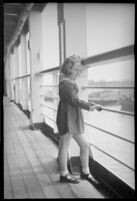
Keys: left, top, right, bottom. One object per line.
{"left": 95, "top": 104, "right": 102, "bottom": 111}
{"left": 89, "top": 105, "right": 96, "bottom": 111}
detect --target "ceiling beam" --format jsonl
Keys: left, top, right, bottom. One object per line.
{"left": 32, "top": 3, "right": 47, "bottom": 12}
{"left": 4, "top": 3, "right": 34, "bottom": 63}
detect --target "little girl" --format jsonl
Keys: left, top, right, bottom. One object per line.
{"left": 56, "top": 55, "right": 102, "bottom": 185}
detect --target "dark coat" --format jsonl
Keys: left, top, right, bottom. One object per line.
{"left": 56, "top": 78, "right": 92, "bottom": 136}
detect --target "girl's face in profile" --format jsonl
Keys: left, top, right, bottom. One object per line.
{"left": 71, "top": 62, "right": 82, "bottom": 80}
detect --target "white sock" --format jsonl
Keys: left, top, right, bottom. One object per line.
{"left": 82, "top": 167, "right": 90, "bottom": 174}
{"left": 60, "top": 169, "right": 69, "bottom": 176}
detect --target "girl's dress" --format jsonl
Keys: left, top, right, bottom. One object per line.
{"left": 56, "top": 78, "right": 94, "bottom": 136}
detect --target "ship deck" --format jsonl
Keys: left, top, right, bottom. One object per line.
{"left": 4, "top": 97, "right": 104, "bottom": 199}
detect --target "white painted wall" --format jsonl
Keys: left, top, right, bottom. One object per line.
{"left": 41, "top": 3, "right": 59, "bottom": 69}
{"left": 86, "top": 3, "right": 135, "bottom": 56}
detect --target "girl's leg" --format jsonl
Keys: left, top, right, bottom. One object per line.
{"left": 73, "top": 134, "right": 90, "bottom": 173}
{"left": 58, "top": 132, "right": 73, "bottom": 176}
{"left": 58, "top": 132, "right": 80, "bottom": 184}
{"left": 73, "top": 134, "right": 99, "bottom": 186}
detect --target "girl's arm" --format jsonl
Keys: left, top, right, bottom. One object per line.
{"left": 59, "top": 81, "right": 95, "bottom": 111}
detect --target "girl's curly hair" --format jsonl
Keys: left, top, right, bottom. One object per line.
{"left": 60, "top": 55, "right": 83, "bottom": 76}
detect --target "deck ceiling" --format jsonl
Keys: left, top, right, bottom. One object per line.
{"left": 4, "top": 3, "right": 25, "bottom": 57}
{"left": 4, "top": 3, "right": 47, "bottom": 59}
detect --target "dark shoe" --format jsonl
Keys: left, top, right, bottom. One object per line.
{"left": 81, "top": 172, "right": 100, "bottom": 187}
{"left": 60, "top": 173, "right": 80, "bottom": 184}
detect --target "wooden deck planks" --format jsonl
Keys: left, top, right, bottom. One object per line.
{"left": 8, "top": 111, "right": 58, "bottom": 198}
{"left": 26, "top": 129, "right": 104, "bottom": 198}
{"left": 4, "top": 97, "right": 104, "bottom": 199}
{"left": 4, "top": 154, "right": 13, "bottom": 199}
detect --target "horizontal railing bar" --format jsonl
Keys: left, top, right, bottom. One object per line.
{"left": 84, "top": 121, "right": 134, "bottom": 144}
{"left": 83, "top": 86, "right": 134, "bottom": 89}
{"left": 89, "top": 142, "right": 134, "bottom": 171}
{"left": 82, "top": 45, "right": 134, "bottom": 66}
{"left": 40, "top": 95, "right": 134, "bottom": 116}
{"left": 40, "top": 95, "right": 59, "bottom": 100}
{"left": 40, "top": 104, "right": 57, "bottom": 111}
{"left": 35, "top": 66, "right": 59, "bottom": 75}
{"left": 23, "top": 46, "right": 134, "bottom": 77}
{"left": 101, "top": 107, "right": 134, "bottom": 116}
{"left": 41, "top": 113, "right": 56, "bottom": 123}
{"left": 15, "top": 74, "right": 31, "bottom": 79}
{"left": 83, "top": 55, "right": 134, "bottom": 69}
{"left": 9, "top": 78, "right": 16, "bottom": 81}
{"left": 40, "top": 85, "right": 58, "bottom": 88}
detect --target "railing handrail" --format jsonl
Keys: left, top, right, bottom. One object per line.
{"left": 40, "top": 85, "right": 58, "bottom": 88}
{"left": 41, "top": 113, "right": 56, "bottom": 123}
{"left": 40, "top": 108, "right": 135, "bottom": 171}
{"left": 38, "top": 44, "right": 134, "bottom": 176}
{"left": 15, "top": 74, "right": 31, "bottom": 79}
{"left": 40, "top": 104, "right": 57, "bottom": 111}
{"left": 84, "top": 121, "right": 134, "bottom": 144}
{"left": 40, "top": 85, "right": 134, "bottom": 89}
{"left": 32, "top": 45, "right": 134, "bottom": 76}
{"left": 35, "top": 66, "right": 59, "bottom": 75}
{"left": 82, "top": 45, "right": 134, "bottom": 66}
{"left": 40, "top": 95, "right": 59, "bottom": 100}
{"left": 89, "top": 142, "right": 134, "bottom": 172}
{"left": 83, "top": 86, "right": 134, "bottom": 89}
{"left": 39, "top": 105, "right": 134, "bottom": 144}
{"left": 101, "top": 107, "right": 134, "bottom": 116}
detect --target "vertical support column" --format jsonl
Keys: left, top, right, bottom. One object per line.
{"left": 29, "top": 9, "right": 44, "bottom": 127}
{"left": 20, "top": 30, "right": 28, "bottom": 110}
{"left": 7, "top": 57, "right": 11, "bottom": 99}
{"left": 14, "top": 45, "right": 20, "bottom": 103}
{"left": 63, "top": 3, "right": 88, "bottom": 101}
{"left": 9, "top": 51, "right": 15, "bottom": 101}
{"left": 57, "top": 3, "right": 88, "bottom": 100}
{"left": 57, "top": 3, "right": 65, "bottom": 66}
{"left": 53, "top": 72, "right": 59, "bottom": 133}
{"left": 57, "top": 3, "right": 90, "bottom": 172}
{"left": 4, "top": 57, "right": 10, "bottom": 97}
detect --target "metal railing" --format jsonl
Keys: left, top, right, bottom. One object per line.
{"left": 101, "top": 107, "right": 134, "bottom": 116}
{"left": 40, "top": 103, "right": 57, "bottom": 111}
{"left": 15, "top": 74, "right": 31, "bottom": 79}
{"left": 83, "top": 86, "right": 134, "bottom": 89}
{"left": 89, "top": 142, "right": 134, "bottom": 172}
{"left": 40, "top": 85, "right": 58, "bottom": 88}
{"left": 39, "top": 44, "right": 134, "bottom": 174}
{"left": 41, "top": 113, "right": 56, "bottom": 123}
{"left": 40, "top": 95, "right": 59, "bottom": 100}
{"left": 84, "top": 121, "right": 134, "bottom": 145}
{"left": 82, "top": 45, "right": 134, "bottom": 67}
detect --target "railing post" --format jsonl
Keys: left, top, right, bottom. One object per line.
{"left": 9, "top": 51, "right": 15, "bottom": 101}
{"left": 20, "top": 29, "right": 28, "bottom": 110}
{"left": 4, "top": 57, "right": 10, "bottom": 98}
{"left": 14, "top": 45, "right": 20, "bottom": 104}
{"left": 53, "top": 72, "right": 59, "bottom": 133}
{"left": 28, "top": 9, "right": 44, "bottom": 127}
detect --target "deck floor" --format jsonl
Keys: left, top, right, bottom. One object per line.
{"left": 4, "top": 97, "right": 104, "bottom": 199}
